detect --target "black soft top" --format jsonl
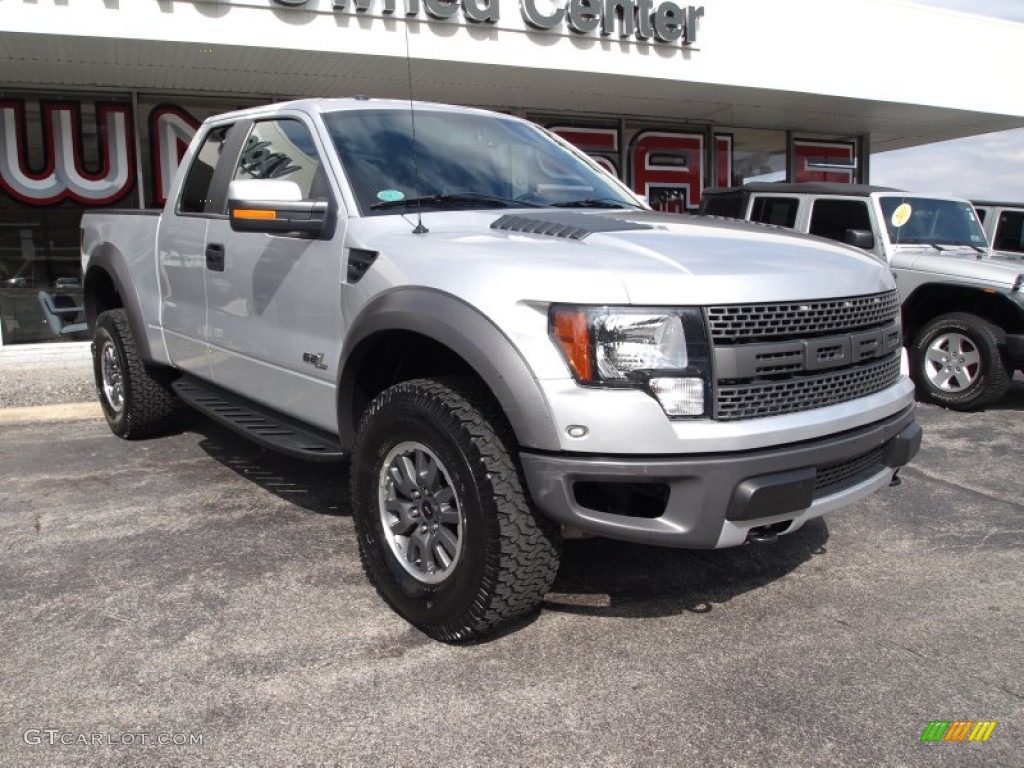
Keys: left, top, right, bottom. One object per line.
{"left": 703, "top": 182, "right": 903, "bottom": 197}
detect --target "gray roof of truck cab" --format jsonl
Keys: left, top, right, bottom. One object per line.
{"left": 703, "top": 182, "right": 904, "bottom": 196}
{"left": 199, "top": 97, "right": 515, "bottom": 124}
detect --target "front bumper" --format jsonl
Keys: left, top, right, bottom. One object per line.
{"left": 520, "top": 405, "right": 920, "bottom": 549}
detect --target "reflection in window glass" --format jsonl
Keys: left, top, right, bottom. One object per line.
{"left": 324, "top": 109, "right": 635, "bottom": 215}
{"left": 0, "top": 93, "right": 135, "bottom": 344}
{"left": 233, "top": 119, "right": 324, "bottom": 201}
{"left": 751, "top": 197, "right": 799, "bottom": 228}
{"left": 179, "top": 125, "right": 230, "bottom": 214}
{"left": 878, "top": 197, "right": 988, "bottom": 247}
{"left": 994, "top": 212, "right": 1024, "bottom": 254}
{"left": 809, "top": 199, "right": 872, "bottom": 242}
{"left": 719, "top": 128, "right": 786, "bottom": 185}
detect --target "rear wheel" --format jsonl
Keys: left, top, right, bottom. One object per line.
{"left": 351, "top": 376, "right": 561, "bottom": 642}
{"left": 93, "top": 309, "right": 179, "bottom": 438}
{"left": 910, "top": 312, "right": 1011, "bottom": 410}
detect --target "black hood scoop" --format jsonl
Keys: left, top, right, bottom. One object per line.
{"left": 491, "top": 211, "right": 652, "bottom": 241}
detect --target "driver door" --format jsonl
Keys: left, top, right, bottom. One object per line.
{"left": 202, "top": 115, "right": 345, "bottom": 432}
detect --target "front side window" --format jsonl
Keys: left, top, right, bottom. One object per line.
{"left": 231, "top": 118, "right": 326, "bottom": 202}
{"left": 178, "top": 125, "right": 231, "bottom": 214}
{"left": 878, "top": 196, "right": 988, "bottom": 247}
{"left": 809, "top": 199, "right": 872, "bottom": 242}
{"left": 323, "top": 108, "right": 638, "bottom": 215}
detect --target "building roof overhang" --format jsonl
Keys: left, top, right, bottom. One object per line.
{"left": 1, "top": 0, "right": 1022, "bottom": 151}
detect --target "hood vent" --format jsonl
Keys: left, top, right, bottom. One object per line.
{"left": 491, "top": 211, "right": 651, "bottom": 240}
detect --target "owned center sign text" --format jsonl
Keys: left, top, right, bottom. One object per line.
{"left": 271, "top": 0, "right": 705, "bottom": 46}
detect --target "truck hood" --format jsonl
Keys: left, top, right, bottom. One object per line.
{"left": 346, "top": 209, "right": 895, "bottom": 306}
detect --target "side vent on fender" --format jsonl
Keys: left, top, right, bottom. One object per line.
{"left": 347, "top": 248, "right": 378, "bottom": 283}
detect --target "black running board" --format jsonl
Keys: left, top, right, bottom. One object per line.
{"left": 172, "top": 375, "right": 345, "bottom": 462}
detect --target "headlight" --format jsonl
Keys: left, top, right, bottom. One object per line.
{"left": 550, "top": 305, "right": 711, "bottom": 417}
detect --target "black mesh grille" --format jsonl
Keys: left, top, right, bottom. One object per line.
{"left": 814, "top": 447, "right": 886, "bottom": 497}
{"left": 708, "top": 291, "right": 900, "bottom": 344}
{"left": 715, "top": 356, "right": 902, "bottom": 420}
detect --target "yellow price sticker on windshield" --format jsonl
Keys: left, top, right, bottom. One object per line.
{"left": 891, "top": 203, "right": 912, "bottom": 228}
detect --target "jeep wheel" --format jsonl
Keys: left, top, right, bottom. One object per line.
{"left": 910, "top": 312, "right": 1010, "bottom": 410}
{"left": 93, "top": 309, "right": 179, "bottom": 438}
{"left": 351, "top": 377, "right": 561, "bottom": 642}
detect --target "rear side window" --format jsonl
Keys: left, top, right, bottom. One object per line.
{"left": 700, "top": 191, "right": 746, "bottom": 218}
{"left": 178, "top": 125, "right": 231, "bottom": 214}
{"left": 750, "top": 196, "right": 798, "bottom": 228}
{"left": 809, "top": 199, "right": 872, "bottom": 243}
{"left": 994, "top": 211, "right": 1024, "bottom": 254}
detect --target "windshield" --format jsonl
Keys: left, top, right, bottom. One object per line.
{"left": 879, "top": 196, "right": 988, "bottom": 248}
{"left": 323, "top": 108, "right": 639, "bottom": 215}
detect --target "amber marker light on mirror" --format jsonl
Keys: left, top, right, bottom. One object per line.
{"left": 232, "top": 209, "right": 277, "bottom": 220}
{"left": 552, "top": 308, "right": 592, "bottom": 381}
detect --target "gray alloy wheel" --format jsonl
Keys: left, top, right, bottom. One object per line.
{"left": 922, "top": 330, "right": 981, "bottom": 393}
{"left": 350, "top": 376, "right": 562, "bottom": 642}
{"left": 378, "top": 441, "right": 464, "bottom": 585}
{"left": 99, "top": 338, "right": 126, "bottom": 414}
{"left": 910, "top": 312, "right": 1011, "bottom": 411}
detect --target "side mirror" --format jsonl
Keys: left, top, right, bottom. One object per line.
{"left": 228, "top": 179, "right": 330, "bottom": 237}
{"left": 844, "top": 228, "right": 875, "bottom": 250}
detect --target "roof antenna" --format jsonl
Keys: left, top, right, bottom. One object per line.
{"left": 404, "top": 20, "right": 428, "bottom": 235}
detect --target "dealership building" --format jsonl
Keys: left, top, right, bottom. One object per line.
{"left": 1, "top": 0, "right": 1022, "bottom": 349}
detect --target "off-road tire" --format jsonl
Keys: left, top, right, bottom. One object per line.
{"left": 351, "top": 376, "right": 561, "bottom": 643}
{"left": 910, "top": 312, "right": 1011, "bottom": 411}
{"left": 93, "top": 309, "right": 179, "bottom": 438}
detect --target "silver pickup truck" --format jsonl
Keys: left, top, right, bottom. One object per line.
{"left": 700, "top": 183, "right": 1024, "bottom": 411}
{"left": 81, "top": 99, "right": 920, "bottom": 641}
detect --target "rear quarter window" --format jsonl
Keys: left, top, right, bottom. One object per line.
{"left": 178, "top": 125, "right": 232, "bottom": 214}
{"left": 750, "top": 196, "right": 798, "bottom": 228}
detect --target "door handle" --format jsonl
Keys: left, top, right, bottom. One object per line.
{"left": 206, "top": 243, "right": 225, "bottom": 272}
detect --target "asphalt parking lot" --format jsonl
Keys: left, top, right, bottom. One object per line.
{"left": 1, "top": 376, "right": 1021, "bottom": 767}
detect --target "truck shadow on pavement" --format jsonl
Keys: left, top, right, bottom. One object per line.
{"left": 544, "top": 521, "right": 830, "bottom": 619}
{"left": 184, "top": 414, "right": 831, "bottom": 622}
{"left": 189, "top": 416, "right": 352, "bottom": 518}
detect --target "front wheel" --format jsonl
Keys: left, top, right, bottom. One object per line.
{"left": 93, "top": 309, "right": 179, "bottom": 438}
{"left": 910, "top": 312, "right": 1011, "bottom": 410}
{"left": 351, "top": 377, "right": 561, "bottom": 642}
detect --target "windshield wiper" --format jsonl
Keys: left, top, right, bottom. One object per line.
{"left": 893, "top": 241, "right": 946, "bottom": 252}
{"left": 550, "top": 197, "right": 643, "bottom": 210}
{"left": 371, "top": 193, "right": 541, "bottom": 210}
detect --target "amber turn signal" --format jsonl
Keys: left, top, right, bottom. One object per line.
{"left": 232, "top": 208, "right": 277, "bottom": 220}
{"left": 551, "top": 308, "right": 592, "bottom": 381}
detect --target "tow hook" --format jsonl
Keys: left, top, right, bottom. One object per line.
{"left": 746, "top": 525, "right": 778, "bottom": 545}
{"left": 745, "top": 520, "right": 792, "bottom": 544}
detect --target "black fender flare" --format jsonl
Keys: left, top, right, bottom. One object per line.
{"left": 900, "top": 281, "right": 1024, "bottom": 343}
{"left": 337, "top": 287, "right": 560, "bottom": 452}
{"left": 83, "top": 244, "right": 156, "bottom": 364}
